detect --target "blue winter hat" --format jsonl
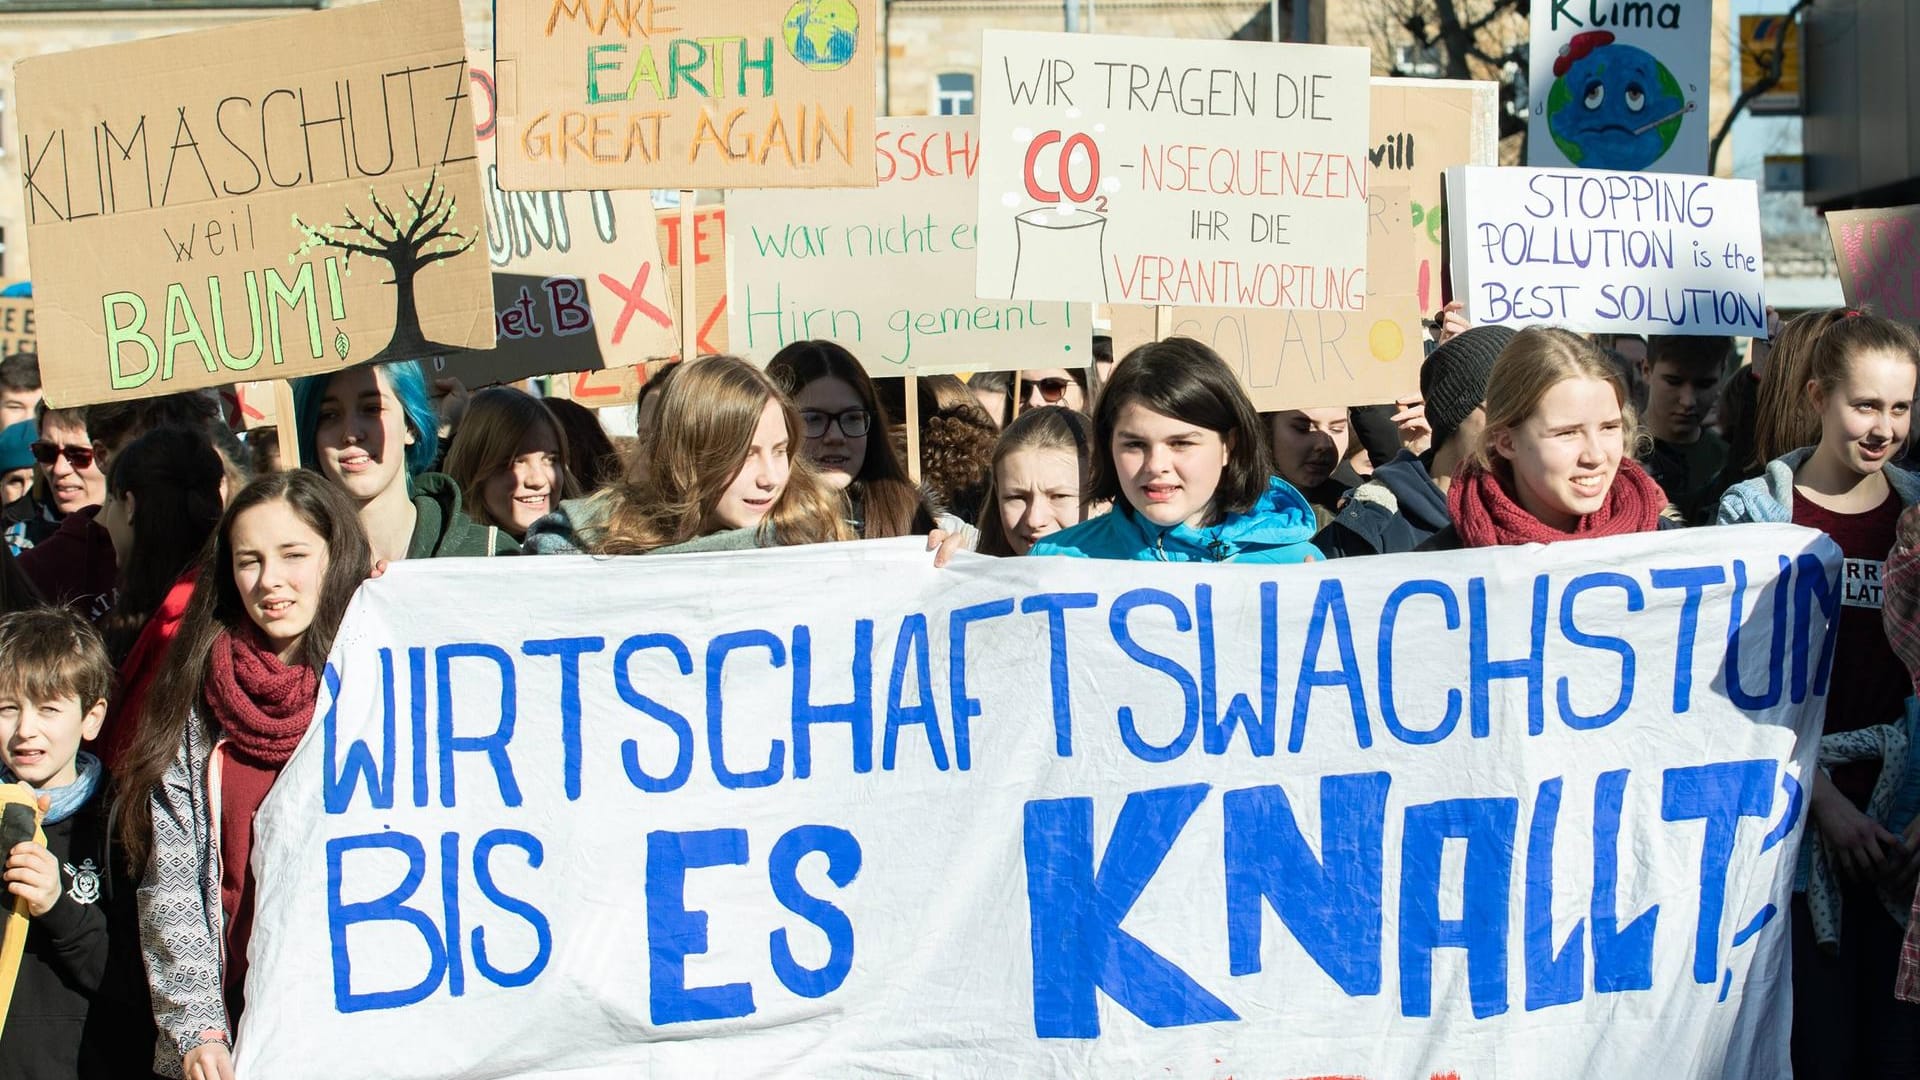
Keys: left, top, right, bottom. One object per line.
{"left": 0, "top": 419, "right": 33, "bottom": 472}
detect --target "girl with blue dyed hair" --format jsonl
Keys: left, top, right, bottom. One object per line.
{"left": 292, "top": 361, "right": 515, "bottom": 563}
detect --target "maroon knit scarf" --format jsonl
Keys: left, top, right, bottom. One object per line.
{"left": 204, "top": 628, "right": 319, "bottom": 767}
{"left": 1448, "top": 456, "right": 1665, "bottom": 548}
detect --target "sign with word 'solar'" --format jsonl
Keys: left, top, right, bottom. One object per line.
{"left": 1109, "top": 186, "right": 1421, "bottom": 411}
{"left": 729, "top": 116, "right": 1087, "bottom": 373}
{"left": 975, "top": 31, "right": 1369, "bottom": 312}
{"left": 15, "top": 0, "right": 495, "bottom": 407}
{"left": 496, "top": 0, "right": 878, "bottom": 191}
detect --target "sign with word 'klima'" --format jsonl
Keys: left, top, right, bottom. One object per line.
{"left": 1528, "top": 0, "right": 1711, "bottom": 175}
{"left": 238, "top": 526, "right": 1826, "bottom": 1079}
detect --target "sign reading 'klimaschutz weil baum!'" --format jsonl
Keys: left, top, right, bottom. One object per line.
{"left": 14, "top": 0, "right": 495, "bottom": 406}
{"left": 974, "top": 31, "right": 1370, "bottom": 312}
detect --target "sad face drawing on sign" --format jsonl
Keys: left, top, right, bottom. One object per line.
{"left": 1546, "top": 31, "right": 1692, "bottom": 172}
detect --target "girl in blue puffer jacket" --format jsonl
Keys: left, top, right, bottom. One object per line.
{"left": 1030, "top": 338, "right": 1320, "bottom": 564}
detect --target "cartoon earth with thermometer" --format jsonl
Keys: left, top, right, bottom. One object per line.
{"left": 1547, "top": 30, "right": 1694, "bottom": 171}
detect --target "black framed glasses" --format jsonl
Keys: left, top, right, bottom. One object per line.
{"left": 800, "top": 408, "right": 872, "bottom": 438}
{"left": 30, "top": 441, "right": 94, "bottom": 470}
{"left": 1021, "top": 377, "right": 1075, "bottom": 403}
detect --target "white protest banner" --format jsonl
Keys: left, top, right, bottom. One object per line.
{"left": 729, "top": 116, "right": 1088, "bottom": 373}
{"left": 1528, "top": 0, "right": 1709, "bottom": 175}
{"left": 1448, "top": 165, "right": 1767, "bottom": 336}
{"left": 238, "top": 526, "right": 1830, "bottom": 1079}
{"left": 974, "top": 31, "right": 1370, "bottom": 311}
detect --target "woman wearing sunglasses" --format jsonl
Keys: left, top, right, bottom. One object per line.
{"left": 767, "top": 341, "right": 955, "bottom": 540}
{"left": 15, "top": 405, "right": 116, "bottom": 615}
{"left": 1020, "top": 368, "right": 1090, "bottom": 412}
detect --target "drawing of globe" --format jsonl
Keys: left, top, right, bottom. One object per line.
{"left": 783, "top": 0, "right": 859, "bottom": 71}
{"left": 1546, "top": 41, "right": 1687, "bottom": 170}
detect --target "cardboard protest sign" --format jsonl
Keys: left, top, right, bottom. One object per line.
{"left": 1827, "top": 205, "right": 1920, "bottom": 323}
{"left": 1448, "top": 166, "right": 1767, "bottom": 336}
{"left": 15, "top": 0, "right": 495, "bottom": 407}
{"left": 1528, "top": 0, "right": 1710, "bottom": 175}
{"left": 659, "top": 204, "right": 729, "bottom": 357}
{"left": 729, "top": 116, "right": 1089, "bottom": 373}
{"left": 229, "top": 381, "right": 279, "bottom": 429}
{"left": 1109, "top": 185, "right": 1422, "bottom": 410}
{"left": 423, "top": 273, "right": 604, "bottom": 389}
{"left": 974, "top": 31, "right": 1370, "bottom": 311}
{"left": 473, "top": 52, "right": 680, "bottom": 370}
{"left": 240, "top": 526, "right": 1828, "bottom": 1079}
{"left": 542, "top": 205, "right": 728, "bottom": 408}
{"left": 494, "top": 0, "right": 878, "bottom": 191}
{"left": 0, "top": 298, "right": 35, "bottom": 357}
{"left": 1371, "top": 77, "right": 1500, "bottom": 314}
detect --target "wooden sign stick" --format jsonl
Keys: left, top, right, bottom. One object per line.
{"left": 1154, "top": 304, "right": 1173, "bottom": 341}
{"left": 679, "top": 193, "right": 696, "bottom": 363}
{"left": 273, "top": 380, "right": 300, "bottom": 469}
{"left": 904, "top": 372, "right": 922, "bottom": 485}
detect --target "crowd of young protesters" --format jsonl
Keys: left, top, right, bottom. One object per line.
{"left": 2, "top": 302, "right": 1920, "bottom": 1078}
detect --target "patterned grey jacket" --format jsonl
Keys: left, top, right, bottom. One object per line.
{"left": 138, "top": 706, "right": 230, "bottom": 1079}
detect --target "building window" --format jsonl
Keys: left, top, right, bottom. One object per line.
{"left": 1393, "top": 43, "right": 1442, "bottom": 78}
{"left": 935, "top": 73, "right": 975, "bottom": 116}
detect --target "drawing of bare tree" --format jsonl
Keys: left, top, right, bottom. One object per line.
{"left": 293, "top": 167, "right": 479, "bottom": 362}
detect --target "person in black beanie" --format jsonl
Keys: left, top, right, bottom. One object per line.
{"left": 1315, "top": 325, "right": 1516, "bottom": 557}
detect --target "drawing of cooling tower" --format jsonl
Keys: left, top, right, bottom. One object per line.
{"left": 1010, "top": 208, "right": 1109, "bottom": 301}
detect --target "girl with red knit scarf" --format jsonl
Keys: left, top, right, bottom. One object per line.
{"left": 1420, "top": 326, "right": 1668, "bottom": 551}
{"left": 112, "top": 471, "right": 371, "bottom": 1080}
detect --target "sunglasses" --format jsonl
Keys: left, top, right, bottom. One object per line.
{"left": 800, "top": 408, "right": 872, "bottom": 439}
{"left": 30, "top": 441, "right": 94, "bottom": 470}
{"left": 1021, "top": 377, "right": 1075, "bottom": 403}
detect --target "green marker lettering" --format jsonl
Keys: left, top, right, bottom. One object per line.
{"left": 668, "top": 38, "right": 709, "bottom": 98}
{"left": 103, "top": 292, "right": 158, "bottom": 390}
{"left": 587, "top": 44, "right": 626, "bottom": 104}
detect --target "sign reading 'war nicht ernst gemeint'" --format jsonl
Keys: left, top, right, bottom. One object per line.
{"left": 15, "top": 0, "right": 495, "bottom": 406}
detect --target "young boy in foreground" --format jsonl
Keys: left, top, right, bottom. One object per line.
{"left": 0, "top": 607, "right": 155, "bottom": 1079}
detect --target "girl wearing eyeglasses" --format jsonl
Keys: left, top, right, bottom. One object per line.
{"left": 523, "top": 355, "right": 850, "bottom": 556}
{"left": 766, "top": 341, "right": 947, "bottom": 540}
{"left": 292, "top": 360, "right": 516, "bottom": 565}
{"left": 1027, "top": 338, "right": 1320, "bottom": 564}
